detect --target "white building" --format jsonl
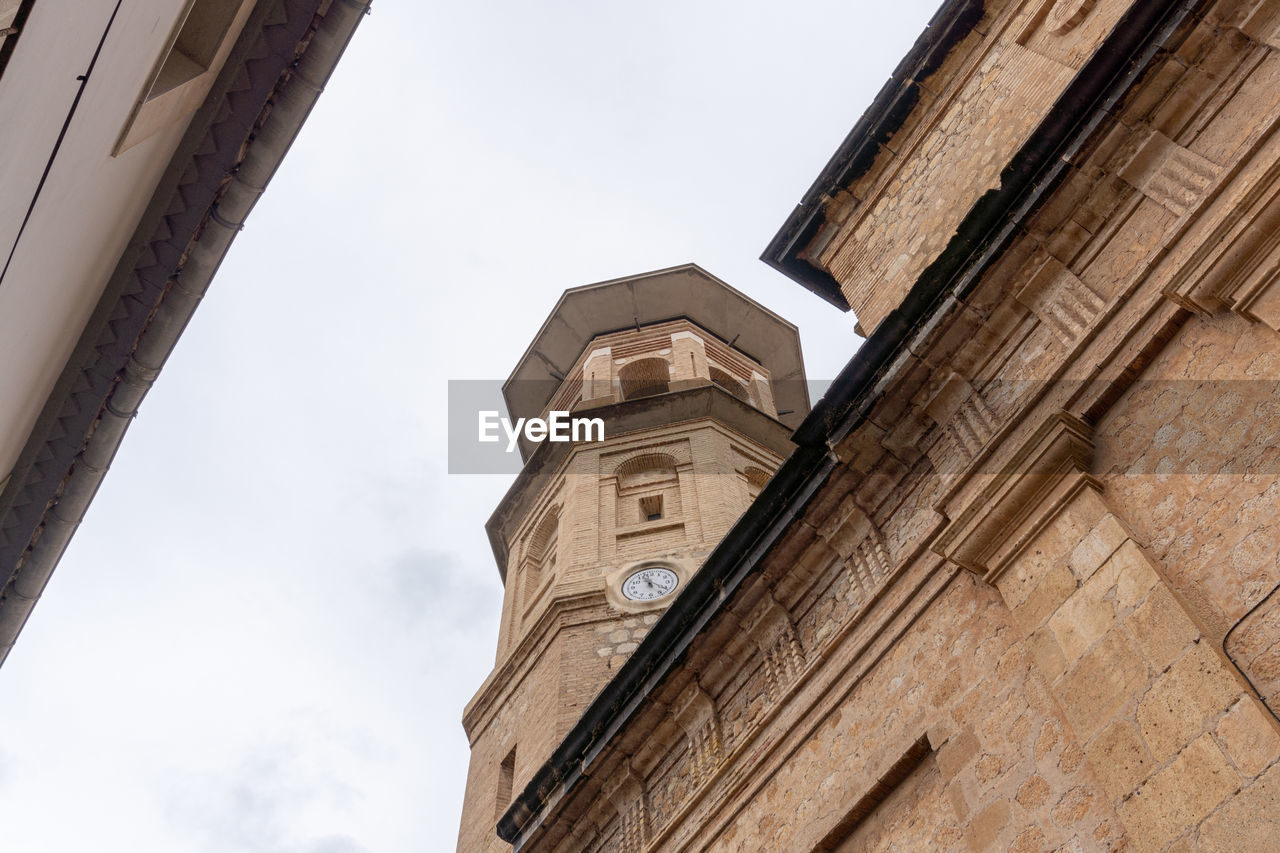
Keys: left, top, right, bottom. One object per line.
{"left": 0, "top": 0, "right": 367, "bottom": 664}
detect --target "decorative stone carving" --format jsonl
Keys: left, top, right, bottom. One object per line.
{"left": 603, "top": 768, "right": 650, "bottom": 853}
{"left": 1047, "top": 0, "right": 1096, "bottom": 34}
{"left": 1160, "top": 133, "right": 1280, "bottom": 332}
{"left": 745, "top": 594, "right": 806, "bottom": 703}
{"left": 1016, "top": 256, "right": 1105, "bottom": 345}
{"left": 671, "top": 682, "right": 723, "bottom": 789}
{"left": 931, "top": 412, "right": 1096, "bottom": 581}
{"left": 923, "top": 373, "right": 999, "bottom": 472}
{"left": 1119, "top": 130, "right": 1223, "bottom": 219}
{"left": 847, "top": 534, "right": 891, "bottom": 602}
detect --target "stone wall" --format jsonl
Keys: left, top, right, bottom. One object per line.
{"left": 503, "top": 0, "right": 1280, "bottom": 850}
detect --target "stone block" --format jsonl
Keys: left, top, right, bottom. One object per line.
{"left": 1010, "top": 563, "right": 1078, "bottom": 637}
{"left": 1117, "top": 734, "right": 1239, "bottom": 853}
{"left": 1066, "top": 513, "right": 1129, "bottom": 581}
{"left": 1050, "top": 784, "right": 1098, "bottom": 828}
{"left": 1008, "top": 825, "right": 1045, "bottom": 853}
{"left": 964, "top": 799, "right": 1010, "bottom": 852}
{"left": 1197, "top": 760, "right": 1280, "bottom": 852}
{"left": 1059, "top": 627, "right": 1150, "bottom": 742}
{"left": 1093, "top": 541, "right": 1159, "bottom": 613}
{"left": 1215, "top": 695, "right": 1280, "bottom": 779}
{"left": 937, "top": 728, "right": 980, "bottom": 779}
{"left": 1027, "top": 627, "right": 1069, "bottom": 683}
{"left": 999, "top": 490, "right": 1108, "bottom": 609}
{"left": 1047, "top": 574, "right": 1117, "bottom": 665}
{"left": 1126, "top": 584, "right": 1199, "bottom": 672}
{"left": 1083, "top": 720, "right": 1154, "bottom": 800}
{"left": 1136, "top": 643, "right": 1244, "bottom": 761}
{"left": 1015, "top": 774, "right": 1051, "bottom": 809}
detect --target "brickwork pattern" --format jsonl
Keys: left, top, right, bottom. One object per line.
{"left": 459, "top": 318, "right": 789, "bottom": 852}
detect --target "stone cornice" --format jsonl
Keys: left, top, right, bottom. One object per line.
{"left": 462, "top": 589, "right": 610, "bottom": 741}
{"left": 486, "top": 385, "right": 796, "bottom": 580}
{"left": 931, "top": 411, "right": 1097, "bottom": 581}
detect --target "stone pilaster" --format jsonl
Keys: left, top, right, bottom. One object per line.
{"left": 934, "top": 411, "right": 1280, "bottom": 852}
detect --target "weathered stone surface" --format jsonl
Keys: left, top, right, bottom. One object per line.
{"left": 1215, "top": 695, "right": 1280, "bottom": 779}
{"left": 1135, "top": 642, "right": 1242, "bottom": 762}
{"left": 1127, "top": 584, "right": 1199, "bottom": 671}
{"left": 1117, "top": 735, "right": 1239, "bottom": 853}
{"left": 1196, "top": 759, "right": 1280, "bottom": 852}
{"left": 1058, "top": 628, "right": 1149, "bottom": 742}
{"left": 1084, "top": 721, "right": 1154, "bottom": 800}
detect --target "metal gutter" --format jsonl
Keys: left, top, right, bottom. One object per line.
{"left": 0, "top": 0, "right": 370, "bottom": 666}
{"left": 498, "top": 0, "right": 1209, "bottom": 845}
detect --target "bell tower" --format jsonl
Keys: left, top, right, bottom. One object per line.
{"left": 456, "top": 265, "right": 808, "bottom": 852}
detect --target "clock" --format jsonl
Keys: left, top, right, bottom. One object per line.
{"left": 621, "top": 566, "right": 679, "bottom": 601}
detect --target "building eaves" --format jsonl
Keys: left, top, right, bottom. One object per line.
{"left": 498, "top": 0, "right": 1211, "bottom": 846}
{"left": 0, "top": 0, "right": 370, "bottom": 666}
{"left": 501, "top": 263, "right": 811, "bottom": 453}
{"left": 759, "top": 0, "right": 985, "bottom": 311}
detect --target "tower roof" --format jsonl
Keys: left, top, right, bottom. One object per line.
{"left": 502, "top": 264, "right": 810, "bottom": 430}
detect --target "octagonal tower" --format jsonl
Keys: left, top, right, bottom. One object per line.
{"left": 457, "top": 264, "right": 808, "bottom": 852}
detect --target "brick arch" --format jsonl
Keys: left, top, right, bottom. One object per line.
{"left": 525, "top": 505, "right": 561, "bottom": 562}
{"left": 618, "top": 357, "right": 671, "bottom": 400}
{"left": 615, "top": 452, "right": 679, "bottom": 490}
{"left": 710, "top": 366, "right": 750, "bottom": 403}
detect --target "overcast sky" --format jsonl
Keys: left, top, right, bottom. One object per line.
{"left": 1, "top": 1, "right": 942, "bottom": 850}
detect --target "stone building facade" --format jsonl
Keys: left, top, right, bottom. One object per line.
{"left": 462, "top": 0, "right": 1280, "bottom": 850}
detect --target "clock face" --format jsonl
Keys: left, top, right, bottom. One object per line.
{"left": 621, "top": 567, "right": 679, "bottom": 601}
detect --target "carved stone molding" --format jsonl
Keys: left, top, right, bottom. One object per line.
{"left": 922, "top": 372, "right": 998, "bottom": 474}
{"left": 846, "top": 534, "right": 891, "bottom": 604}
{"left": 1241, "top": 0, "right": 1280, "bottom": 50}
{"left": 603, "top": 768, "right": 650, "bottom": 853}
{"left": 931, "top": 412, "right": 1097, "bottom": 582}
{"left": 817, "top": 494, "right": 876, "bottom": 558}
{"left": 1047, "top": 0, "right": 1096, "bottom": 35}
{"left": 744, "top": 594, "right": 806, "bottom": 702}
{"left": 671, "top": 682, "right": 723, "bottom": 789}
{"left": 1161, "top": 132, "right": 1280, "bottom": 331}
{"left": 1016, "top": 256, "right": 1105, "bottom": 345}
{"left": 1118, "top": 130, "right": 1223, "bottom": 219}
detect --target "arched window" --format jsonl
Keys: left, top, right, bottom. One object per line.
{"left": 522, "top": 508, "right": 559, "bottom": 605}
{"left": 709, "top": 366, "right": 750, "bottom": 403}
{"left": 742, "top": 466, "right": 771, "bottom": 502}
{"left": 616, "top": 452, "right": 678, "bottom": 489}
{"left": 618, "top": 358, "right": 671, "bottom": 400}
{"left": 614, "top": 452, "right": 679, "bottom": 526}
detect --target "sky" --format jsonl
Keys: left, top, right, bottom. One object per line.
{"left": 1, "top": 1, "right": 944, "bottom": 850}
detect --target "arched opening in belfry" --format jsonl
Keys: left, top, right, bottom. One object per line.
{"left": 618, "top": 357, "right": 671, "bottom": 400}
{"left": 522, "top": 507, "right": 560, "bottom": 609}
{"left": 709, "top": 366, "right": 751, "bottom": 404}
